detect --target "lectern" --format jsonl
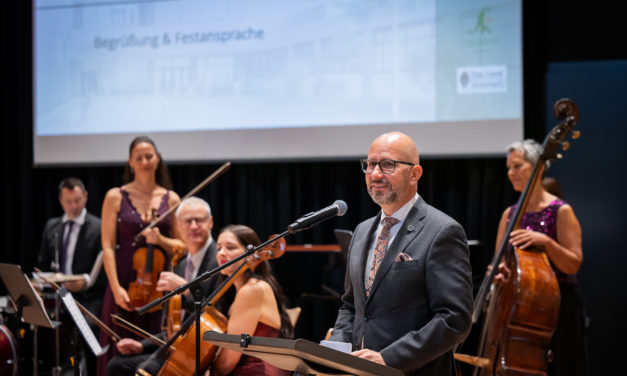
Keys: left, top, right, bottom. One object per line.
{"left": 203, "top": 331, "right": 404, "bottom": 376}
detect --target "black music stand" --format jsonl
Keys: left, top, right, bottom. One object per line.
{"left": 203, "top": 332, "right": 404, "bottom": 376}
{"left": 0, "top": 263, "right": 60, "bottom": 375}
{"left": 0, "top": 263, "right": 58, "bottom": 329}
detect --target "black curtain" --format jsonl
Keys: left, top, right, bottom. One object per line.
{"left": 3, "top": 155, "right": 517, "bottom": 341}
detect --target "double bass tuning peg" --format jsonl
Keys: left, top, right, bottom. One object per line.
{"left": 561, "top": 141, "right": 570, "bottom": 151}
{"left": 572, "top": 130, "right": 581, "bottom": 139}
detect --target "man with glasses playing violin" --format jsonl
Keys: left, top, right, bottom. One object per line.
{"left": 329, "top": 132, "right": 473, "bottom": 375}
{"left": 107, "top": 196, "right": 221, "bottom": 376}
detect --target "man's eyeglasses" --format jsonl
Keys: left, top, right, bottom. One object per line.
{"left": 179, "top": 216, "right": 209, "bottom": 226}
{"left": 360, "top": 159, "right": 415, "bottom": 174}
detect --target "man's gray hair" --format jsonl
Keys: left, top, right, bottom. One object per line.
{"left": 507, "top": 139, "right": 548, "bottom": 167}
{"left": 175, "top": 196, "right": 212, "bottom": 218}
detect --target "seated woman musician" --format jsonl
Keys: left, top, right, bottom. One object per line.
{"left": 210, "top": 224, "right": 294, "bottom": 376}
{"left": 495, "top": 139, "right": 586, "bottom": 376}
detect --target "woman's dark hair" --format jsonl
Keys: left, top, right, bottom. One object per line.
{"left": 542, "top": 176, "right": 564, "bottom": 199}
{"left": 123, "top": 136, "right": 173, "bottom": 189}
{"left": 218, "top": 225, "right": 294, "bottom": 339}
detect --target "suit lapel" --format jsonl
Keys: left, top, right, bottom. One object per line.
{"left": 201, "top": 241, "right": 218, "bottom": 272}
{"left": 366, "top": 198, "right": 427, "bottom": 300}
{"left": 52, "top": 219, "right": 65, "bottom": 267}
{"left": 353, "top": 215, "right": 380, "bottom": 301}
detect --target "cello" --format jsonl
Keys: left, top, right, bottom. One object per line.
{"left": 455, "top": 98, "right": 580, "bottom": 375}
{"left": 141, "top": 234, "right": 286, "bottom": 376}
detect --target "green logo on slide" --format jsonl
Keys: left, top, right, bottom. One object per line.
{"left": 469, "top": 7, "right": 491, "bottom": 35}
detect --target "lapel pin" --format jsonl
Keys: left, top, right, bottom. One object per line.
{"left": 407, "top": 224, "right": 414, "bottom": 232}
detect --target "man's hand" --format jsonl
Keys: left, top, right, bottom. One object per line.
{"left": 487, "top": 261, "right": 511, "bottom": 284}
{"left": 351, "top": 349, "right": 386, "bottom": 365}
{"left": 116, "top": 338, "right": 143, "bottom": 355}
{"left": 157, "top": 271, "right": 186, "bottom": 292}
{"left": 63, "top": 277, "right": 86, "bottom": 292}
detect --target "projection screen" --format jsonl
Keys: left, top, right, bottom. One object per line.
{"left": 33, "top": 0, "right": 522, "bottom": 164}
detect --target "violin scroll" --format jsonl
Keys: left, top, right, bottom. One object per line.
{"left": 246, "top": 235, "right": 286, "bottom": 271}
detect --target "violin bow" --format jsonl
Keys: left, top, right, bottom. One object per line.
{"left": 133, "top": 161, "right": 231, "bottom": 243}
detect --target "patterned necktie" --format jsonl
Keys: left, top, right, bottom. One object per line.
{"left": 366, "top": 216, "right": 399, "bottom": 296}
{"left": 184, "top": 258, "right": 193, "bottom": 281}
{"left": 60, "top": 220, "right": 74, "bottom": 273}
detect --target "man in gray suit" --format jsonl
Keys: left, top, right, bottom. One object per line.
{"left": 330, "top": 132, "right": 473, "bottom": 375}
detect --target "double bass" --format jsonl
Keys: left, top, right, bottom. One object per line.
{"left": 144, "top": 235, "right": 286, "bottom": 376}
{"left": 455, "top": 99, "right": 580, "bottom": 375}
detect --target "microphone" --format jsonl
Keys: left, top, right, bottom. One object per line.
{"left": 288, "top": 200, "right": 348, "bottom": 234}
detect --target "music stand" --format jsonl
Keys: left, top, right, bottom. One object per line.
{"left": 203, "top": 332, "right": 403, "bottom": 376}
{"left": 0, "top": 263, "right": 58, "bottom": 329}
{"left": 333, "top": 229, "right": 352, "bottom": 263}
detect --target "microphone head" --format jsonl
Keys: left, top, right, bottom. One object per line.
{"left": 334, "top": 200, "right": 348, "bottom": 216}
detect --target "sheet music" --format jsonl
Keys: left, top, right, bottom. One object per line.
{"left": 59, "top": 289, "right": 106, "bottom": 356}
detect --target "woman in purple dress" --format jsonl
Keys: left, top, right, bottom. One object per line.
{"left": 496, "top": 139, "right": 587, "bottom": 376}
{"left": 211, "top": 225, "right": 293, "bottom": 376}
{"left": 97, "top": 136, "right": 184, "bottom": 376}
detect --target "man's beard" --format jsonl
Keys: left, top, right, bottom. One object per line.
{"left": 367, "top": 173, "right": 409, "bottom": 206}
{"left": 368, "top": 183, "right": 398, "bottom": 205}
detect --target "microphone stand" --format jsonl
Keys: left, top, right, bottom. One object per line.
{"left": 52, "top": 232, "right": 62, "bottom": 376}
{"left": 137, "top": 230, "right": 291, "bottom": 376}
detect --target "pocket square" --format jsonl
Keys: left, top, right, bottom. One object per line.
{"left": 395, "top": 252, "right": 413, "bottom": 262}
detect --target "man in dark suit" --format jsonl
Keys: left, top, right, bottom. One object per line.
{"left": 37, "top": 177, "right": 104, "bottom": 375}
{"left": 107, "top": 196, "right": 221, "bottom": 375}
{"left": 330, "top": 132, "right": 473, "bottom": 375}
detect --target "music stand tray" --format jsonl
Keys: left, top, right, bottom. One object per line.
{"left": 203, "top": 331, "right": 403, "bottom": 376}
{"left": 0, "top": 263, "right": 58, "bottom": 329}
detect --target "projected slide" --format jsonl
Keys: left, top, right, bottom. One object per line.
{"left": 34, "top": 0, "right": 522, "bottom": 163}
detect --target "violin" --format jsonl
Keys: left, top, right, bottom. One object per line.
{"left": 455, "top": 98, "right": 580, "bottom": 375}
{"left": 128, "top": 210, "right": 167, "bottom": 312}
{"left": 154, "top": 235, "right": 286, "bottom": 376}
{"left": 165, "top": 246, "right": 186, "bottom": 339}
